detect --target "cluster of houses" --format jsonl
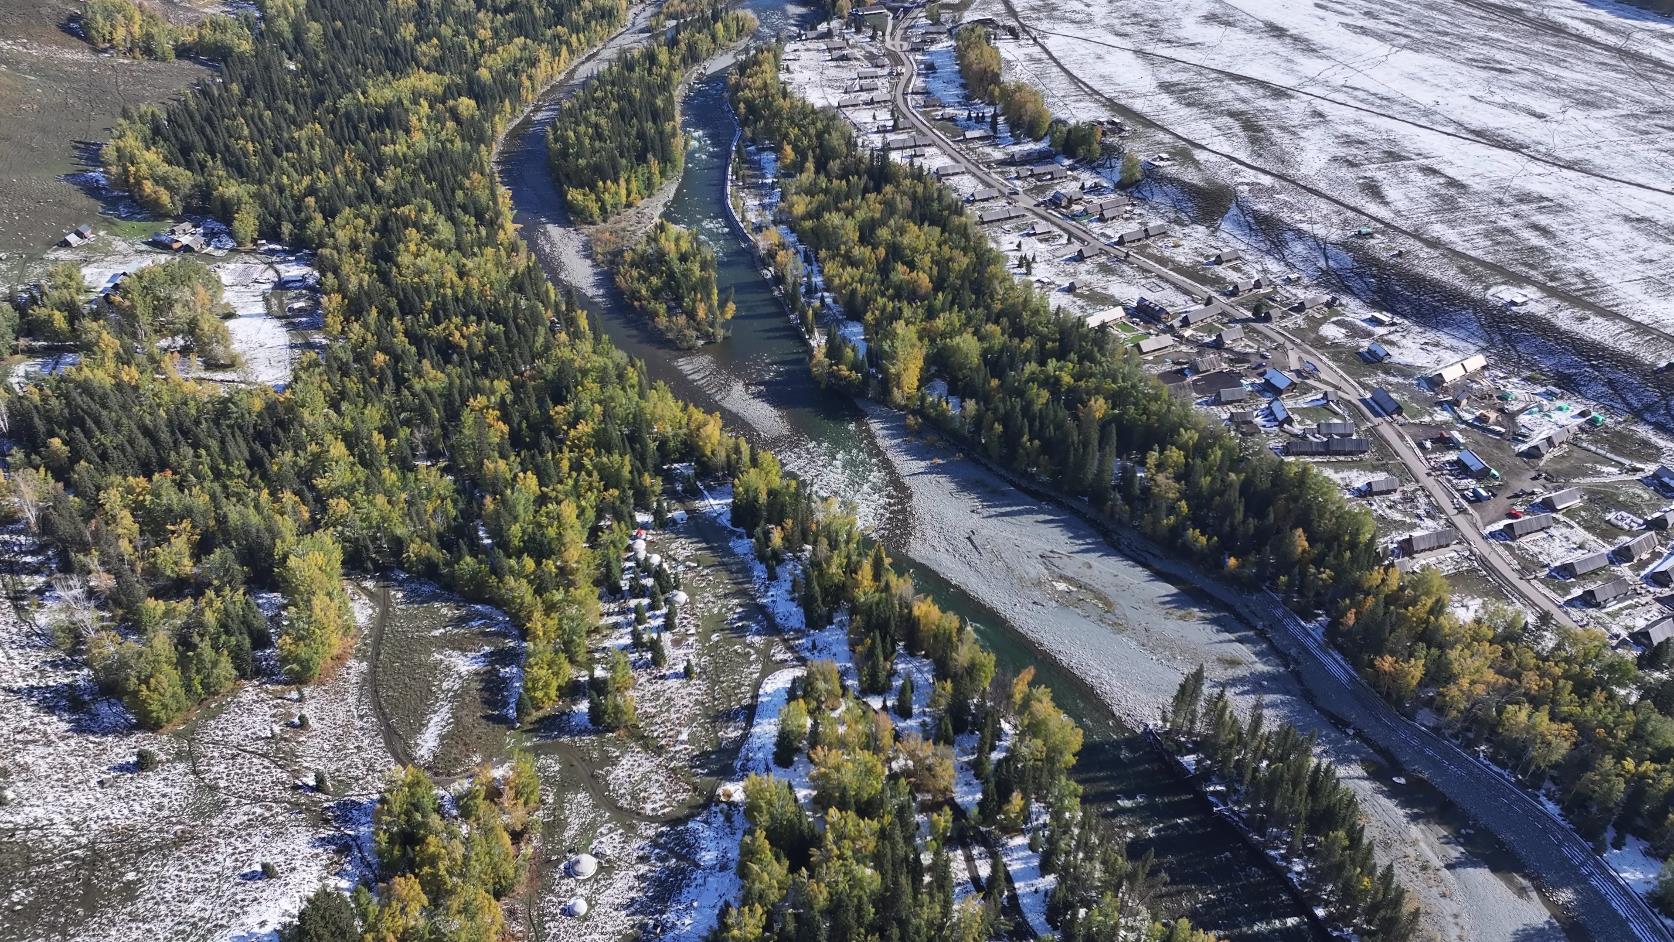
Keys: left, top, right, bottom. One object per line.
{"left": 149, "top": 222, "right": 207, "bottom": 253}
{"left": 59, "top": 224, "right": 94, "bottom": 248}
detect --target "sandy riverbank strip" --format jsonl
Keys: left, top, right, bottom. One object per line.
{"left": 862, "top": 404, "right": 1563, "bottom": 942}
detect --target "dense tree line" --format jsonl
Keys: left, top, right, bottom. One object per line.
{"left": 548, "top": 4, "right": 756, "bottom": 223}
{"left": 79, "top": 0, "right": 253, "bottom": 62}
{"left": 1332, "top": 567, "right": 1674, "bottom": 865}
{"left": 723, "top": 450, "right": 1215, "bottom": 941}
{"left": 281, "top": 759, "right": 540, "bottom": 942}
{"left": 727, "top": 42, "right": 1674, "bottom": 917}
{"left": 7, "top": 0, "right": 759, "bottom": 740}
{"left": 615, "top": 220, "right": 735, "bottom": 347}
{"left": 954, "top": 27, "right": 1101, "bottom": 159}
{"left": 1163, "top": 668, "right": 1419, "bottom": 940}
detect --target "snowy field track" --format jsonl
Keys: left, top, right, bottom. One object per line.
{"left": 970, "top": 0, "right": 1674, "bottom": 371}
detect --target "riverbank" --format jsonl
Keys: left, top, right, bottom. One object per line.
{"left": 860, "top": 404, "right": 1562, "bottom": 942}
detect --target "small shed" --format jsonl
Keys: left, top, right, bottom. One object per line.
{"left": 1216, "top": 325, "right": 1245, "bottom": 347}
{"left": 1317, "top": 420, "right": 1357, "bottom": 438}
{"left": 1216, "top": 386, "right": 1250, "bottom": 405}
{"left": 1291, "top": 292, "right": 1334, "bottom": 312}
{"left": 1520, "top": 424, "right": 1576, "bottom": 458}
{"left": 1541, "top": 488, "right": 1582, "bottom": 511}
{"left": 1269, "top": 400, "right": 1292, "bottom": 425}
{"left": 1401, "top": 529, "right": 1457, "bottom": 555}
{"left": 1208, "top": 249, "right": 1243, "bottom": 265}
{"left": 1646, "top": 509, "right": 1674, "bottom": 531}
{"left": 1364, "top": 475, "right": 1399, "bottom": 496}
{"left": 1133, "top": 335, "right": 1174, "bottom": 355}
{"left": 1360, "top": 342, "right": 1391, "bottom": 364}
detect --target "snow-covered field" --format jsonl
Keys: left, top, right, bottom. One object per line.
{"left": 0, "top": 545, "right": 389, "bottom": 942}
{"left": 34, "top": 226, "right": 319, "bottom": 389}
{"left": 968, "top": 0, "right": 1674, "bottom": 367}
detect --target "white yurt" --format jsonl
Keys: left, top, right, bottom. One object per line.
{"left": 562, "top": 897, "right": 589, "bottom": 917}
{"left": 669, "top": 590, "right": 689, "bottom": 607}
{"left": 647, "top": 552, "right": 663, "bottom": 570}
{"left": 567, "top": 853, "right": 600, "bottom": 880}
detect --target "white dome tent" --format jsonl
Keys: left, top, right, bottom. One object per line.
{"left": 567, "top": 852, "right": 600, "bottom": 880}
{"left": 562, "top": 897, "right": 589, "bottom": 917}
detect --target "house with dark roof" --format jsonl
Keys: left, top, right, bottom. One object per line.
{"left": 1458, "top": 449, "right": 1492, "bottom": 479}
{"left": 977, "top": 206, "right": 1024, "bottom": 224}
{"left": 1263, "top": 368, "right": 1295, "bottom": 395}
{"left": 1555, "top": 551, "right": 1610, "bottom": 579}
{"left": 1193, "top": 370, "right": 1245, "bottom": 397}
{"left": 1400, "top": 529, "right": 1457, "bottom": 555}
{"left": 1648, "top": 557, "right": 1674, "bottom": 587}
{"left": 1506, "top": 514, "right": 1555, "bottom": 539}
{"left": 1614, "top": 532, "right": 1659, "bottom": 563}
{"left": 1632, "top": 616, "right": 1674, "bottom": 649}
{"left": 1581, "top": 577, "right": 1632, "bottom": 607}
{"left": 1285, "top": 437, "right": 1370, "bottom": 457}
{"left": 1369, "top": 388, "right": 1402, "bottom": 416}
{"left": 1131, "top": 297, "right": 1170, "bottom": 323}
{"left": 1652, "top": 466, "right": 1674, "bottom": 492}
{"left": 1115, "top": 227, "right": 1150, "bottom": 245}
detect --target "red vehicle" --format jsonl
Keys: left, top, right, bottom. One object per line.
{"left": 1506, "top": 508, "right": 1524, "bottom": 519}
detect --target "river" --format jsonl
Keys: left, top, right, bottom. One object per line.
{"left": 493, "top": 3, "right": 1584, "bottom": 939}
